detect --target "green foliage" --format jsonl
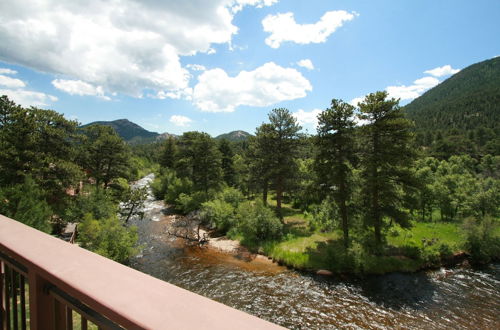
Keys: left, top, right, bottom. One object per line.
{"left": 80, "top": 124, "right": 130, "bottom": 187}
{"left": 175, "top": 191, "right": 209, "bottom": 214}
{"left": 0, "top": 176, "right": 52, "bottom": 233}
{"left": 78, "top": 213, "right": 139, "bottom": 263}
{"left": 462, "top": 216, "right": 500, "bottom": 264}
{"left": 159, "top": 136, "right": 177, "bottom": 169}
{"left": 250, "top": 108, "right": 302, "bottom": 218}
{"left": 120, "top": 186, "right": 148, "bottom": 223}
{"left": 315, "top": 99, "right": 356, "bottom": 247}
{"left": 175, "top": 131, "right": 223, "bottom": 193}
{"left": 219, "top": 139, "right": 236, "bottom": 186}
{"left": 309, "top": 198, "right": 337, "bottom": 232}
{"left": 201, "top": 199, "right": 235, "bottom": 233}
{"left": 235, "top": 200, "right": 283, "bottom": 243}
{"left": 405, "top": 57, "right": 500, "bottom": 159}
{"left": 0, "top": 96, "right": 82, "bottom": 210}
{"left": 358, "top": 91, "right": 417, "bottom": 247}
{"left": 64, "top": 187, "right": 117, "bottom": 223}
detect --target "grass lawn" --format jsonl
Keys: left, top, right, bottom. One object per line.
{"left": 387, "top": 221, "right": 464, "bottom": 250}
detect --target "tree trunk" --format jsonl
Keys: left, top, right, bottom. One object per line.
{"left": 339, "top": 181, "right": 349, "bottom": 249}
{"left": 262, "top": 179, "right": 268, "bottom": 205}
{"left": 276, "top": 180, "right": 283, "bottom": 221}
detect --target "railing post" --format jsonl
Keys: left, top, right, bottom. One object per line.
{"left": 28, "top": 272, "right": 55, "bottom": 330}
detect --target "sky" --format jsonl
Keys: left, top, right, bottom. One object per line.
{"left": 0, "top": 0, "right": 499, "bottom": 136}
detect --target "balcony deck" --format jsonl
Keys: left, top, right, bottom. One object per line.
{"left": 0, "top": 215, "right": 283, "bottom": 329}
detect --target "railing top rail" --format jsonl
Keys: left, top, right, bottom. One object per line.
{"left": 0, "top": 215, "right": 283, "bottom": 329}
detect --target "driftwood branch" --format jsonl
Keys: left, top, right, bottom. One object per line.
{"left": 166, "top": 216, "right": 209, "bottom": 246}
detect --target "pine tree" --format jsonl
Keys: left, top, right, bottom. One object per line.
{"left": 253, "top": 108, "right": 301, "bottom": 219}
{"left": 358, "top": 91, "right": 416, "bottom": 249}
{"left": 160, "top": 136, "right": 177, "bottom": 169}
{"left": 315, "top": 99, "right": 356, "bottom": 248}
{"left": 218, "top": 139, "right": 236, "bottom": 186}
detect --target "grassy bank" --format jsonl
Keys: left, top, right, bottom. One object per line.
{"left": 240, "top": 201, "right": 500, "bottom": 275}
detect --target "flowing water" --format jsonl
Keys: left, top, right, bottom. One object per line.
{"left": 129, "top": 174, "right": 500, "bottom": 329}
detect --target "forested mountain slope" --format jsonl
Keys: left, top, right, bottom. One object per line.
{"left": 404, "top": 57, "right": 500, "bottom": 157}
{"left": 81, "top": 119, "right": 159, "bottom": 142}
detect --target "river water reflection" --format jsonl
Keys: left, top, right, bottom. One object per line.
{"left": 129, "top": 175, "right": 500, "bottom": 329}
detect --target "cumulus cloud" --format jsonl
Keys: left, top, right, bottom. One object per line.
{"left": 424, "top": 65, "right": 460, "bottom": 77}
{"left": 52, "top": 79, "right": 110, "bottom": 100}
{"left": 262, "top": 10, "right": 356, "bottom": 48}
{"left": 350, "top": 64, "right": 460, "bottom": 107}
{"left": 186, "top": 64, "right": 207, "bottom": 72}
{"left": 0, "top": 89, "right": 58, "bottom": 107}
{"left": 0, "top": 75, "right": 26, "bottom": 88}
{"left": 386, "top": 76, "right": 440, "bottom": 100}
{"left": 0, "top": 68, "right": 57, "bottom": 107}
{"left": 193, "top": 62, "right": 312, "bottom": 112}
{"left": 170, "top": 115, "right": 192, "bottom": 127}
{"left": 0, "top": 0, "right": 276, "bottom": 98}
{"left": 297, "top": 59, "right": 314, "bottom": 70}
{"left": 292, "top": 109, "right": 322, "bottom": 129}
{"left": 0, "top": 68, "right": 17, "bottom": 75}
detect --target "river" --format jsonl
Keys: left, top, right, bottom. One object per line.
{"left": 129, "top": 174, "right": 500, "bottom": 329}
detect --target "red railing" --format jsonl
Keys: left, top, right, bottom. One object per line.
{"left": 0, "top": 215, "right": 283, "bottom": 329}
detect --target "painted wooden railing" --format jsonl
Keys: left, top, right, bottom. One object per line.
{"left": 0, "top": 215, "right": 283, "bottom": 329}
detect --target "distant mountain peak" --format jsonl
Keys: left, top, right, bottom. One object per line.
{"left": 215, "top": 130, "right": 252, "bottom": 141}
{"left": 80, "top": 119, "right": 159, "bottom": 143}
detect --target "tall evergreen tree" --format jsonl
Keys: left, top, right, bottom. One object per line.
{"left": 315, "top": 99, "right": 356, "bottom": 248}
{"left": 176, "top": 132, "right": 223, "bottom": 194}
{"left": 358, "top": 91, "right": 416, "bottom": 249}
{"left": 81, "top": 125, "right": 130, "bottom": 188}
{"left": 253, "top": 108, "right": 301, "bottom": 219}
{"left": 160, "top": 136, "right": 177, "bottom": 169}
{"left": 219, "top": 139, "right": 236, "bottom": 186}
{"left": 248, "top": 124, "right": 274, "bottom": 204}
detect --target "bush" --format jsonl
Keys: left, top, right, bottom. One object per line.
{"left": 78, "top": 213, "right": 139, "bottom": 263}
{"left": 165, "top": 177, "right": 193, "bottom": 204}
{"left": 215, "top": 187, "right": 245, "bottom": 208}
{"left": 200, "top": 199, "right": 235, "bottom": 233}
{"left": 462, "top": 216, "right": 500, "bottom": 264}
{"left": 0, "top": 176, "right": 52, "bottom": 233}
{"left": 175, "top": 191, "right": 208, "bottom": 214}
{"left": 309, "top": 198, "right": 337, "bottom": 232}
{"left": 236, "top": 200, "right": 283, "bottom": 243}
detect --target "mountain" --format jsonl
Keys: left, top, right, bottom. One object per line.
{"left": 81, "top": 119, "right": 159, "bottom": 142}
{"left": 404, "top": 57, "right": 500, "bottom": 157}
{"left": 215, "top": 130, "right": 252, "bottom": 142}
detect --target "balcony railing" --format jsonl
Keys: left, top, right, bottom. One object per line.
{"left": 0, "top": 215, "right": 283, "bottom": 329}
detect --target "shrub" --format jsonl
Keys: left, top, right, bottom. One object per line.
{"left": 175, "top": 191, "right": 207, "bottom": 214}
{"left": 309, "top": 198, "right": 337, "bottom": 232}
{"left": 236, "top": 200, "right": 283, "bottom": 243}
{"left": 200, "top": 199, "right": 235, "bottom": 233}
{"left": 462, "top": 216, "right": 500, "bottom": 264}
{"left": 78, "top": 213, "right": 139, "bottom": 263}
{"left": 215, "top": 187, "right": 245, "bottom": 208}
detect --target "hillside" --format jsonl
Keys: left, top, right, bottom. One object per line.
{"left": 81, "top": 119, "right": 159, "bottom": 142}
{"left": 404, "top": 57, "right": 500, "bottom": 157}
{"left": 215, "top": 130, "right": 252, "bottom": 142}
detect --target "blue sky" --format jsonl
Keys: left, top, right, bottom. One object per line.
{"left": 0, "top": 0, "right": 498, "bottom": 136}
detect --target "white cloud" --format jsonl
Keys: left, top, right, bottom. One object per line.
{"left": 0, "top": 67, "right": 57, "bottom": 107}
{"left": 52, "top": 79, "right": 110, "bottom": 100}
{"left": 193, "top": 62, "right": 312, "bottom": 112}
{"left": 0, "top": 75, "right": 26, "bottom": 88}
{"left": 297, "top": 59, "right": 314, "bottom": 70}
{"left": 0, "top": 89, "right": 57, "bottom": 107}
{"left": 424, "top": 65, "right": 460, "bottom": 77}
{"left": 292, "top": 109, "right": 322, "bottom": 129}
{"left": 0, "top": 68, "right": 17, "bottom": 75}
{"left": 170, "top": 115, "right": 192, "bottom": 127}
{"left": 0, "top": 0, "right": 276, "bottom": 98}
{"left": 386, "top": 76, "right": 440, "bottom": 100}
{"left": 186, "top": 64, "right": 207, "bottom": 72}
{"left": 349, "top": 96, "right": 365, "bottom": 107}
{"left": 262, "top": 10, "right": 356, "bottom": 48}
